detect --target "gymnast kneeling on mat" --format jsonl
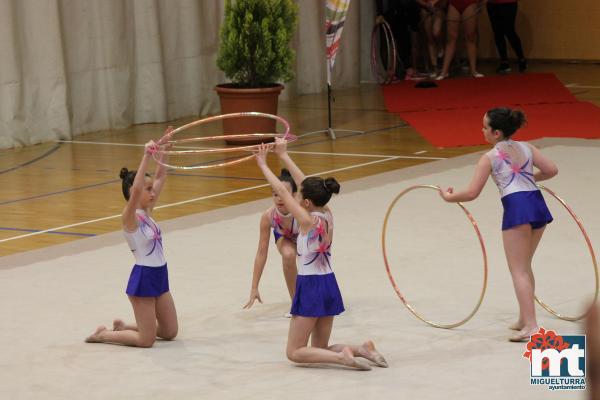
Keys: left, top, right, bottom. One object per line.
{"left": 86, "top": 128, "right": 178, "bottom": 348}
{"left": 254, "top": 138, "right": 388, "bottom": 370}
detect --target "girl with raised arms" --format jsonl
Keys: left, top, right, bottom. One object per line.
{"left": 86, "top": 128, "right": 178, "bottom": 347}
{"left": 254, "top": 138, "right": 388, "bottom": 370}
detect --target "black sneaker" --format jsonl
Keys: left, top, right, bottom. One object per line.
{"left": 518, "top": 59, "right": 527, "bottom": 72}
{"left": 496, "top": 62, "right": 511, "bottom": 74}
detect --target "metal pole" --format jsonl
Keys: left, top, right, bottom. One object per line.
{"left": 327, "top": 83, "right": 336, "bottom": 140}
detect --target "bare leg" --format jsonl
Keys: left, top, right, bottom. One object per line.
{"left": 410, "top": 30, "right": 419, "bottom": 74}
{"left": 310, "top": 316, "right": 334, "bottom": 349}
{"left": 439, "top": 6, "right": 460, "bottom": 77}
{"left": 113, "top": 319, "right": 137, "bottom": 331}
{"left": 286, "top": 316, "right": 371, "bottom": 370}
{"left": 328, "top": 341, "right": 389, "bottom": 368}
{"left": 424, "top": 9, "right": 445, "bottom": 69}
{"left": 85, "top": 296, "right": 158, "bottom": 347}
{"left": 462, "top": 4, "right": 480, "bottom": 76}
{"left": 155, "top": 291, "right": 178, "bottom": 340}
{"left": 113, "top": 293, "right": 177, "bottom": 335}
{"left": 432, "top": 10, "right": 445, "bottom": 60}
{"left": 503, "top": 224, "right": 539, "bottom": 341}
{"left": 310, "top": 318, "right": 386, "bottom": 368}
{"left": 310, "top": 317, "right": 386, "bottom": 368}
{"left": 510, "top": 226, "right": 545, "bottom": 330}
{"left": 277, "top": 239, "right": 298, "bottom": 299}
{"left": 422, "top": 10, "right": 438, "bottom": 69}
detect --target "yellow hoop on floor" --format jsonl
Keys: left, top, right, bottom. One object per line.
{"left": 381, "top": 185, "right": 488, "bottom": 329}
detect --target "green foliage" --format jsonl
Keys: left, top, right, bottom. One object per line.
{"left": 217, "top": 0, "right": 298, "bottom": 88}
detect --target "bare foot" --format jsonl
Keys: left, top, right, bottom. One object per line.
{"left": 340, "top": 346, "right": 372, "bottom": 371}
{"left": 113, "top": 319, "right": 126, "bottom": 331}
{"left": 85, "top": 326, "right": 107, "bottom": 343}
{"left": 359, "top": 340, "right": 389, "bottom": 368}
{"left": 509, "top": 321, "right": 523, "bottom": 331}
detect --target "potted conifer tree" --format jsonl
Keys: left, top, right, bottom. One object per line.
{"left": 216, "top": 0, "right": 298, "bottom": 145}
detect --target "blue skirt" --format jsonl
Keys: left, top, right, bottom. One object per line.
{"left": 126, "top": 264, "right": 169, "bottom": 297}
{"left": 291, "top": 273, "right": 345, "bottom": 317}
{"left": 501, "top": 190, "right": 553, "bottom": 231}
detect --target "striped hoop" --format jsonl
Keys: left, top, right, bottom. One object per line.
{"left": 152, "top": 112, "right": 296, "bottom": 170}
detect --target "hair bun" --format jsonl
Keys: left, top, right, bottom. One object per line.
{"left": 510, "top": 109, "right": 527, "bottom": 129}
{"left": 486, "top": 107, "right": 527, "bottom": 138}
{"left": 324, "top": 177, "right": 340, "bottom": 195}
{"left": 119, "top": 167, "right": 129, "bottom": 180}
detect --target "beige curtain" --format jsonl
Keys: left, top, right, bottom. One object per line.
{"left": 0, "top": 0, "right": 362, "bottom": 149}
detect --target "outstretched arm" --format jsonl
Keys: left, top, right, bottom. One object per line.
{"left": 244, "top": 211, "right": 271, "bottom": 309}
{"left": 122, "top": 141, "right": 157, "bottom": 231}
{"left": 273, "top": 138, "right": 305, "bottom": 189}
{"left": 255, "top": 144, "right": 313, "bottom": 233}
{"left": 441, "top": 155, "right": 491, "bottom": 203}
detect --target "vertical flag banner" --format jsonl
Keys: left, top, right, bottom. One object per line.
{"left": 325, "top": 0, "right": 351, "bottom": 85}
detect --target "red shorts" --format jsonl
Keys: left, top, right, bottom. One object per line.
{"left": 449, "top": 0, "right": 477, "bottom": 14}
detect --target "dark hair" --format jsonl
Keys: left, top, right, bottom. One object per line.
{"left": 300, "top": 176, "right": 340, "bottom": 207}
{"left": 486, "top": 107, "right": 527, "bottom": 138}
{"left": 119, "top": 168, "right": 150, "bottom": 201}
{"left": 278, "top": 168, "right": 297, "bottom": 193}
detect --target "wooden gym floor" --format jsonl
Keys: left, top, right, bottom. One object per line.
{"left": 1, "top": 62, "right": 599, "bottom": 257}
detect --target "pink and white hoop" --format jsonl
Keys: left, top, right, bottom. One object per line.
{"left": 152, "top": 112, "right": 297, "bottom": 170}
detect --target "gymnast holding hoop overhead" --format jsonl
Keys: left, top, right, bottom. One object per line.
{"left": 84, "top": 113, "right": 295, "bottom": 345}
{"left": 440, "top": 108, "right": 558, "bottom": 342}
{"left": 255, "top": 138, "right": 388, "bottom": 370}
{"left": 85, "top": 127, "right": 178, "bottom": 347}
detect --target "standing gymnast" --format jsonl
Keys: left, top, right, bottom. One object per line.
{"left": 243, "top": 168, "right": 299, "bottom": 317}
{"left": 440, "top": 108, "right": 558, "bottom": 342}
{"left": 437, "top": 0, "right": 484, "bottom": 79}
{"left": 85, "top": 130, "right": 178, "bottom": 347}
{"left": 254, "top": 138, "right": 388, "bottom": 370}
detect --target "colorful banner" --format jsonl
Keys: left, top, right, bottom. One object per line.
{"left": 325, "top": 0, "right": 351, "bottom": 85}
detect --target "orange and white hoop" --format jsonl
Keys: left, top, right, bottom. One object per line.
{"left": 153, "top": 112, "right": 297, "bottom": 170}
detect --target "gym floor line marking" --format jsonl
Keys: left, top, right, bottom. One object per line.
{"left": 57, "top": 133, "right": 440, "bottom": 161}
{"left": 0, "top": 227, "right": 96, "bottom": 237}
{"left": 0, "top": 155, "right": 428, "bottom": 243}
